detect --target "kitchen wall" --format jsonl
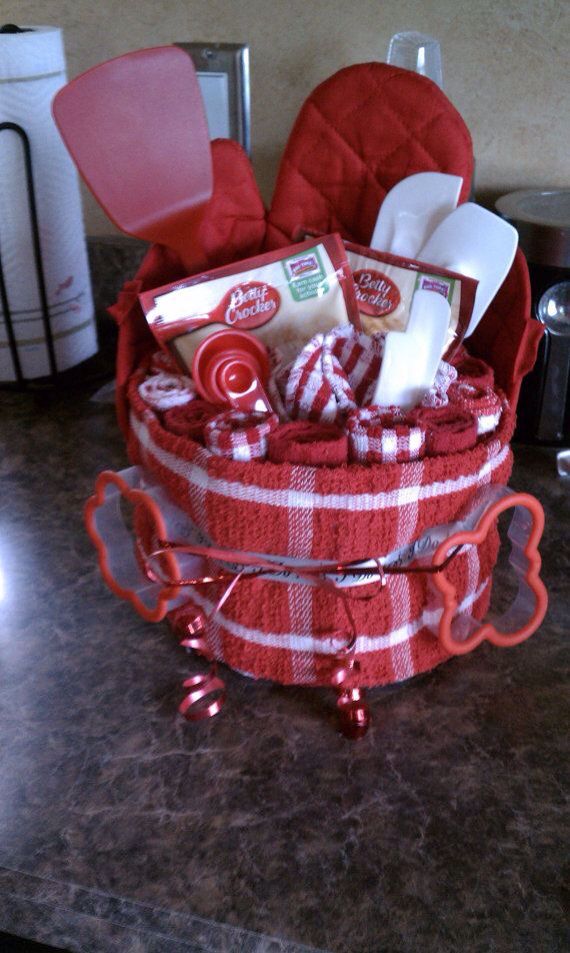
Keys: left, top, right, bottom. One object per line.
{"left": 5, "top": 0, "right": 568, "bottom": 235}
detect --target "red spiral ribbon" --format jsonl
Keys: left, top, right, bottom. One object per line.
{"left": 175, "top": 613, "right": 227, "bottom": 721}
{"left": 179, "top": 670, "right": 226, "bottom": 721}
{"left": 146, "top": 539, "right": 457, "bottom": 732}
{"left": 330, "top": 654, "right": 370, "bottom": 739}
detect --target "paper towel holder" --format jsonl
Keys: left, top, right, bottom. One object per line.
{"left": 0, "top": 22, "right": 100, "bottom": 389}
{"left": 0, "top": 119, "right": 58, "bottom": 385}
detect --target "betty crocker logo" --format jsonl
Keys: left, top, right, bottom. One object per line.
{"left": 353, "top": 269, "right": 400, "bottom": 317}
{"left": 215, "top": 281, "right": 281, "bottom": 330}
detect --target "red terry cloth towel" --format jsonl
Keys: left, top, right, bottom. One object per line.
{"left": 346, "top": 408, "right": 426, "bottom": 464}
{"left": 275, "top": 326, "right": 383, "bottom": 425}
{"left": 451, "top": 348, "right": 495, "bottom": 390}
{"left": 163, "top": 400, "right": 221, "bottom": 442}
{"left": 126, "top": 365, "right": 516, "bottom": 688}
{"left": 148, "top": 349, "right": 182, "bottom": 375}
{"left": 204, "top": 410, "right": 279, "bottom": 461}
{"left": 416, "top": 405, "right": 478, "bottom": 456}
{"left": 268, "top": 421, "right": 348, "bottom": 466}
{"left": 448, "top": 381, "right": 504, "bottom": 435}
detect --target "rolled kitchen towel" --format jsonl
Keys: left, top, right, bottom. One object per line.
{"left": 448, "top": 382, "right": 503, "bottom": 435}
{"left": 417, "top": 405, "right": 478, "bottom": 456}
{"left": 268, "top": 420, "right": 348, "bottom": 466}
{"left": 204, "top": 410, "right": 279, "bottom": 461}
{"left": 452, "top": 350, "right": 495, "bottom": 390}
{"left": 279, "top": 326, "right": 383, "bottom": 425}
{"left": 163, "top": 398, "right": 220, "bottom": 441}
{"left": 149, "top": 348, "right": 183, "bottom": 376}
{"left": 138, "top": 371, "right": 196, "bottom": 410}
{"left": 346, "top": 408, "right": 426, "bottom": 465}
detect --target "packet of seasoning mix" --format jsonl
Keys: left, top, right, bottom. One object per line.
{"left": 344, "top": 241, "right": 478, "bottom": 358}
{"left": 139, "top": 234, "right": 360, "bottom": 370}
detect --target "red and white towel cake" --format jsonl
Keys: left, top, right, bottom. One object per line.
{"left": 105, "top": 62, "right": 545, "bottom": 710}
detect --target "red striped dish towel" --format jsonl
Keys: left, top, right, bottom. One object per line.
{"left": 272, "top": 326, "right": 384, "bottom": 425}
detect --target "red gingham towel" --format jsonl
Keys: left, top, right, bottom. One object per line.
{"left": 138, "top": 371, "right": 196, "bottom": 410}
{"left": 163, "top": 399, "right": 220, "bottom": 442}
{"left": 204, "top": 410, "right": 279, "bottom": 461}
{"left": 276, "top": 326, "right": 384, "bottom": 425}
{"left": 346, "top": 407, "right": 426, "bottom": 464}
{"left": 448, "top": 382, "right": 503, "bottom": 435}
{"left": 268, "top": 421, "right": 348, "bottom": 465}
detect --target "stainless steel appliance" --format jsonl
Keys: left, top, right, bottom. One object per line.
{"left": 496, "top": 189, "right": 570, "bottom": 445}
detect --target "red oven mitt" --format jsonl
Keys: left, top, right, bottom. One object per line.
{"left": 265, "top": 62, "right": 474, "bottom": 249}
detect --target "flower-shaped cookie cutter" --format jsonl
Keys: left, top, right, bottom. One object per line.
{"left": 430, "top": 485, "right": 547, "bottom": 655}
{"left": 84, "top": 466, "right": 207, "bottom": 622}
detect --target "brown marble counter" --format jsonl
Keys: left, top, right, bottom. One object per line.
{"left": 0, "top": 340, "right": 568, "bottom": 952}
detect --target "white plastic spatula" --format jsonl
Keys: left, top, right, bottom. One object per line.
{"left": 373, "top": 289, "right": 451, "bottom": 409}
{"left": 417, "top": 202, "right": 519, "bottom": 337}
{"left": 369, "top": 172, "right": 463, "bottom": 258}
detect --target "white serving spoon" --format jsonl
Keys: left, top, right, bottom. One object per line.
{"left": 372, "top": 289, "right": 451, "bottom": 409}
{"left": 417, "top": 202, "right": 519, "bottom": 337}
{"left": 369, "top": 172, "right": 463, "bottom": 258}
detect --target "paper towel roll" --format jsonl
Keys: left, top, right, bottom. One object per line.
{"left": 0, "top": 25, "right": 97, "bottom": 381}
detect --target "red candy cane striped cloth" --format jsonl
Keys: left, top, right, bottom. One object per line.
{"left": 346, "top": 407, "right": 426, "bottom": 464}
{"left": 138, "top": 371, "right": 196, "bottom": 410}
{"left": 278, "top": 326, "right": 384, "bottom": 425}
{"left": 204, "top": 410, "right": 279, "bottom": 461}
{"left": 270, "top": 327, "right": 458, "bottom": 425}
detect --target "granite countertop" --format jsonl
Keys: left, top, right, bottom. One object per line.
{"left": 0, "top": 354, "right": 568, "bottom": 953}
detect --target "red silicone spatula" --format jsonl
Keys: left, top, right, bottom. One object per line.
{"left": 52, "top": 46, "right": 213, "bottom": 272}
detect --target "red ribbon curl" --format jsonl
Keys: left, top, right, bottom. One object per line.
{"left": 146, "top": 540, "right": 460, "bottom": 735}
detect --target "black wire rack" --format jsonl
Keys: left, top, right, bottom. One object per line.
{"left": 0, "top": 120, "right": 58, "bottom": 386}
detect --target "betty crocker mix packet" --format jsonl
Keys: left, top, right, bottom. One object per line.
{"left": 345, "top": 241, "right": 478, "bottom": 358}
{"left": 139, "top": 233, "right": 360, "bottom": 371}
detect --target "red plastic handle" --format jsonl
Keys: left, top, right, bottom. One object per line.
{"left": 84, "top": 468, "right": 196, "bottom": 622}
{"left": 431, "top": 491, "right": 547, "bottom": 655}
